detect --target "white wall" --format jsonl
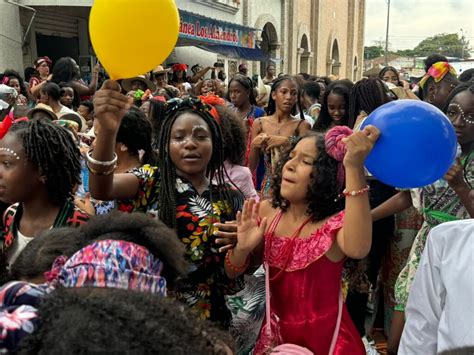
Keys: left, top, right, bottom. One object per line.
{"left": 0, "top": 2, "right": 24, "bottom": 71}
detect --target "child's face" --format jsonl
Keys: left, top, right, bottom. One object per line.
{"left": 280, "top": 136, "right": 317, "bottom": 202}
{"left": 8, "top": 79, "right": 21, "bottom": 95}
{"left": 78, "top": 105, "right": 91, "bottom": 121}
{"left": 229, "top": 80, "right": 248, "bottom": 107}
{"left": 60, "top": 87, "right": 75, "bottom": 107}
{"left": 201, "top": 80, "right": 214, "bottom": 95}
{"left": 446, "top": 90, "right": 474, "bottom": 146}
{"left": 327, "top": 93, "right": 346, "bottom": 123}
{"left": 272, "top": 80, "right": 298, "bottom": 113}
{"left": 168, "top": 113, "right": 213, "bottom": 179}
{"left": 0, "top": 133, "right": 41, "bottom": 204}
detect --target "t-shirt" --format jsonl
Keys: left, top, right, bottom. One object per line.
{"left": 6, "top": 229, "right": 34, "bottom": 266}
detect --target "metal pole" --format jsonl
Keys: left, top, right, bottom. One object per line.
{"left": 460, "top": 28, "right": 465, "bottom": 59}
{"left": 384, "top": 0, "right": 390, "bottom": 66}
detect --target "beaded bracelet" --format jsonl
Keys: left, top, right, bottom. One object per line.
{"left": 86, "top": 150, "right": 118, "bottom": 167}
{"left": 86, "top": 161, "right": 117, "bottom": 176}
{"left": 335, "top": 185, "right": 370, "bottom": 201}
{"left": 225, "top": 249, "right": 250, "bottom": 273}
{"left": 343, "top": 185, "right": 370, "bottom": 197}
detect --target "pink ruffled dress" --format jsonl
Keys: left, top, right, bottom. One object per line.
{"left": 254, "top": 211, "right": 365, "bottom": 354}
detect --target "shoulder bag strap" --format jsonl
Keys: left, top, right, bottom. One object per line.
{"left": 328, "top": 289, "right": 343, "bottom": 354}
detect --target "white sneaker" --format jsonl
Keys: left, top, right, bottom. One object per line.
{"left": 362, "top": 336, "right": 379, "bottom": 355}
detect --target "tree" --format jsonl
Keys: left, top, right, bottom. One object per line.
{"left": 364, "top": 45, "right": 384, "bottom": 59}
{"left": 413, "top": 33, "right": 471, "bottom": 59}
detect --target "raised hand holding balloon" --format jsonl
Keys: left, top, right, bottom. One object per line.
{"left": 360, "top": 100, "right": 457, "bottom": 188}
{"left": 89, "top": 0, "right": 179, "bottom": 80}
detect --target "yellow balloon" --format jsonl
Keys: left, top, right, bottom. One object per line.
{"left": 89, "top": 0, "right": 179, "bottom": 80}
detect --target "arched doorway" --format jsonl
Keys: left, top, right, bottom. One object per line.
{"left": 353, "top": 56, "right": 358, "bottom": 81}
{"left": 331, "top": 39, "right": 340, "bottom": 76}
{"left": 299, "top": 34, "right": 310, "bottom": 74}
{"left": 260, "top": 22, "right": 278, "bottom": 75}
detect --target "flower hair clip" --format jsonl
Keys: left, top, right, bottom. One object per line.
{"left": 172, "top": 63, "right": 188, "bottom": 72}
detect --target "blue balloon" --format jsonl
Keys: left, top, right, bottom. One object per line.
{"left": 360, "top": 100, "right": 457, "bottom": 188}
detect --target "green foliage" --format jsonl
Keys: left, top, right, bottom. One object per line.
{"left": 364, "top": 45, "right": 384, "bottom": 59}
{"left": 413, "top": 33, "right": 471, "bottom": 58}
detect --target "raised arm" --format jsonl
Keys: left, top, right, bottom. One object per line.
{"left": 336, "top": 125, "right": 380, "bottom": 259}
{"left": 89, "top": 80, "right": 140, "bottom": 201}
{"left": 371, "top": 190, "right": 413, "bottom": 222}
{"left": 188, "top": 67, "right": 212, "bottom": 84}
{"left": 70, "top": 63, "right": 100, "bottom": 96}
{"left": 248, "top": 119, "right": 265, "bottom": 173}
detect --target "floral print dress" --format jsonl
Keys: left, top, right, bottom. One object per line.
{"left": 394, "top": 152, "right": 474, "bottom": 311}
{"left": 117, "top": 165, "right": 245, "bottom": 327}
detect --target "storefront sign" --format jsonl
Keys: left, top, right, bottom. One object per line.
{"left": 179, "top": 10, "right": 256, "bottom": 49}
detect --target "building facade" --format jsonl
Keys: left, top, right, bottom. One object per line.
{"left": 0, "top": 0, "right": 365, "bottom": 80}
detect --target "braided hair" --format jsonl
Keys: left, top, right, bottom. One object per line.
{"left": 266, "top": 75, "right": 305, "bottom": 120}
{"left": 443, "top": 82, "right": 474, "bottom": 113}
{"left": 348, "top": 78, "right": 391, "bottom": 128}
{"left": 9, "top": 119, "right": 81, "bottom": 206}
{"left": 226, "top": 74, "right": 257, "bottom": 105}
{"left": 157, "top": 98, "right": 240, "bottom": 229}
{"left": 117, "top": 107, "right": 158, "bottom": 166}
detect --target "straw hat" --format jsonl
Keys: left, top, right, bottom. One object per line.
{"left": 152, "top": 65, "right": 171, "bottom": 75}
{"left": 121, "top": 75, "right": 156, "bottom": 93}
{"left": 27, "top": 103, "right": 58, "bottom": 121}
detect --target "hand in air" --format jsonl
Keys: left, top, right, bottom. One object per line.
{"left": 93, "top": 80, "right": 131, "bottom": 133}
{"left": 342, "top": 125, "right": 380, "bottom": 169}
{"left": 236, "top": 199, "right": 267, "bottom": 254}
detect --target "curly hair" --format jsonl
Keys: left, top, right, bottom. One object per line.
{"left": 117, "top": 106, "right": 158, "bottom": 166}
{"left": 78, "top": 211, "right": 189, "bottom": 287}
{"left": 195, "top": 79, "right": 224, "bottom": 97}
{"left": 10, "top": 228, "right": 84, "bottom": 282}
{"left": 9, "top": 119, "right": 81, "bottom": 206}
{"left": 215, "top": 104, "right": 246, "bottom": 166}
{"left": 1, "top": 69, "right": 27, "bottom": 97}
{"left": 18, "top": 287, "right": 234, "bottom": 354}
{"left": 10, "top": 211, "right": 188, "bottom": 288}
{"left": 270, "top": 132, "right": 344, "bottom": 221}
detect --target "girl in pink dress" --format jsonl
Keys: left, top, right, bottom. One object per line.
{"left": 226, "top": 126, "right": 379, "bottom": 354}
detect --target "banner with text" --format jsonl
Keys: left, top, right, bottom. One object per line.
{"left": 179, "top": 10, "right": 256, "bottom": 49}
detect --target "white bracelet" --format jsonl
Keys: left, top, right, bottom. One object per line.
{"left": 86, "top": 150, "right": 118, "bottom": 167}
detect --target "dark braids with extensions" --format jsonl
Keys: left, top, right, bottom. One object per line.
{"left": 9, "top": 119, "right": 81, "bottom": 206}
{"left": 157, "top": 97, "right": 241, "bottom": 229}
{"left": 347, "top": 78, "right": 391, "bottom": 128}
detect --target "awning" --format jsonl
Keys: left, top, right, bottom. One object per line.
{"left": 196, "top": 44, "right": 271, "bottom": 61}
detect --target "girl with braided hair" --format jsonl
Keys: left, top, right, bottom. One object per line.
{"left": 89, "top": 80, "right": 245, "bottom": 327}
{"left": 227, "top": 125, "right": 380, "bottom": 353}
{"left": 0, "top": 118, "right": 89, "bottom": 273}
{"left": 248, "top": 75, "right": 311, "bottom": 199}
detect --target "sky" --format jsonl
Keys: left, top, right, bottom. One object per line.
{"left": 364, "top": 0, "right": 474, "bottom": 51}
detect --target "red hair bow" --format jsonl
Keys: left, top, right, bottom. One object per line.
{"left": 0, "top": 112, "right": 14, "bottom": 139}
{"left": 172, "top": 63, "right": 188, "bottom": 72}
{"left": 198, "top": 94, "right": 225, "bottom": 124}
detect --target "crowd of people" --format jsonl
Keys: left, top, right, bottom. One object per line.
{"left": 0, "top": 52, "right": 472, "bottom": 354}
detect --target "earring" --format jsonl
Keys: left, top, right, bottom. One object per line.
{"left": 120, "top": 145, "right": 128, "bottom": 152}
{"left": 428, "top": 93, "right": 436, "bottom": 103}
